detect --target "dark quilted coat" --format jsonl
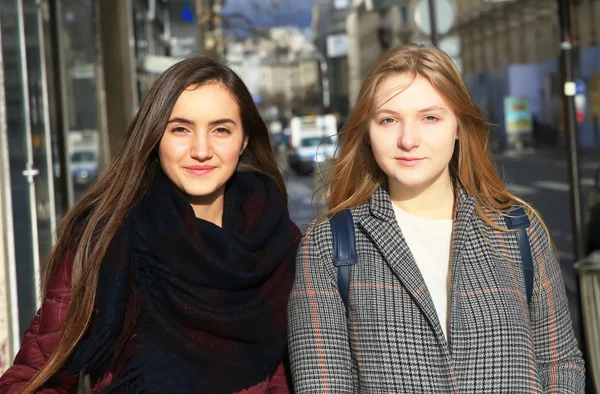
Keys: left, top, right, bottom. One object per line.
{"left": 0, "top": 254, "right": 290, "bottom": 394}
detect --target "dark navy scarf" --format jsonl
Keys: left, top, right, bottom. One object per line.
{"left": 66, "top": 170, "right": 300, "bottom": 393}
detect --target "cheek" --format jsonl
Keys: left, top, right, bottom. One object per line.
{"left": 426, "top": 124, "right": 457, "bottom": 154}
{"left": 213, "top": 138, "right": 245, "bottom": 164}
{"left": 159, "top": 137, "right": 188, "bottom": 165}
{"left": 368, "top": 129, "right": 395, "bottom": 162}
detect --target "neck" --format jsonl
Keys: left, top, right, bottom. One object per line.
{"left": 188, "top": 190, "right": 225, "bottom": 227}
{"left": 389, "top": 168, "right": 455, "bottom": 220}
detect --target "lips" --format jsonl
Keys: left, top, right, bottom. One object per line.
{"left": 183, "top": 166, "right": 217, "bottom": 175}
{"left": 395, "top": 157, "right": 424, "bottom": 167}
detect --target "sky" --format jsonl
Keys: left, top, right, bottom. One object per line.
{"left": 221, "top": 0, "right": 319, "bottom": 30}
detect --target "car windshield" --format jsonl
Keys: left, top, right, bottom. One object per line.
{"left": 71, "top": 151, "right": 96, "bottom": 162}
{"left": 300, "top": 137, "right": 334, "bottom": 147}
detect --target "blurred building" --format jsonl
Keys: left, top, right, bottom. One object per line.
{"left": 0, "top": 0, "right": 201, "bottom": 371}
{"left": 456, "top": 0, "right": 560, "bottom": 75}
{"left": 313, "top": 0, "right": 352, "bottom": 115}
{"left": 225, "top": 27, "right": 321, "bottom": 117}
{"left": 457, "top": 0, "right": 600, "bottom": 149}
{"left": 346, "top": 0, "right": 414, "bottom": 107}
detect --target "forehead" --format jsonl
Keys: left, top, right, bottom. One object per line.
{"left": 170, "top": 82, "right": 240, "bottom": 118}
{"left": 373, "top": 74, "right": 448, "bottom": 111}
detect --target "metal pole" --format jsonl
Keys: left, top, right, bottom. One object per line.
{"left": 427, "top": 0, "right": 438, "bottom": 47}
{"left": 196, "top": 0, "right": 206, "bottom": 52}
{"left": 48, "top": 0, "right": 73, "bottom": 211}
{"left": 557, "top": 0, "right": 595, "bottom": 391}
{"left": 319, "top": 54, "right": 330, "bottom": 112}
{"left": 557, "top": 0, "right": 585, "bottom": 263}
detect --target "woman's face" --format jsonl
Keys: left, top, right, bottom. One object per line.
{"left": 159, "top": 82, "right": 248, "bottom": 204}
{"left": 368, "top": 73, "right": 458, "bottom": 194}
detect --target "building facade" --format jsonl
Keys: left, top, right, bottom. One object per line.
{"left": 346, "top": 0, "right": 413, "bottom": 107}
{"left": 456, "top": 0, "right": 600, "bottom": 148}
{"left": 313, "top": 0, "right": 352, "bottom": 115}
{"left": 225, "top": 27, "right": 321, "bottom": 117}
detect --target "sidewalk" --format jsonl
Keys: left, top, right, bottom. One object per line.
{"left": 497, "top": 145, "right": 600, "bottom": 163}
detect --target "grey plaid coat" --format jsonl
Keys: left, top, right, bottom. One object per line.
{"left": 287, "top": 187, "right": 585, "bottom": 393}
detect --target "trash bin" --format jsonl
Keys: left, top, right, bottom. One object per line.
{"left": 575, "top": 250, "right": 600, "bottom": 392}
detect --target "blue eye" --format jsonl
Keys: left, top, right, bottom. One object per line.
{"left": 424, "top": 116, "right": 439, "bottom": 122}
{"left": 380, "top": 118, "right": 395, "bottom": 125}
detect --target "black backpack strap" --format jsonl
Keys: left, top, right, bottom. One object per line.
{"left": 330, "top": 210, "right": 357, "bottom": 316}
{"left": 504, "top": 206, "right": 534, "bottom": 305}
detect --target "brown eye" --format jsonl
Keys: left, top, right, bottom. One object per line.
{"left": 172, "top": 126, "right": 189, "bottom": 134}
{"left": 214, "top": 127, "right": 232, "bottom": 135}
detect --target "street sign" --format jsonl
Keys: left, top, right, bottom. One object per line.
{"left": 414, "top": 0, "right": 456, "bottom": 36}
{"left": 575, "top": 79, "right": 586, "bottom": 123}
{"left": 438, "top": 34, "right": 462, "bottom": 73}
{"left": 504, "top": 97, "right": 533, "bottom": 135}
{"left": 326, "top": 34, "right": 348, "bottom": 58}
{"left": 334, "top": 0, "right": 350, "bottom": 9}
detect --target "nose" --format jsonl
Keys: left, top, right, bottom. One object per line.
{"left": 190, "top": 130, "right": 213, "bottom": 161}
{"left": 398, "top": 122, "right": 420, "bottom": 151}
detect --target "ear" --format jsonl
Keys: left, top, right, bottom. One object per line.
{"left": 240, "top": 136, "right": 249, "bottom": 155}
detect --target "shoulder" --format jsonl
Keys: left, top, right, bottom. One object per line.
{"left": 302, "top": 218, "right": 332, "bottom": 253}
{"left": 480, "top": 203, "right": 553, "bottom": 258}
{"left": 44, "top": 251, "right": 75, "bottom": 296}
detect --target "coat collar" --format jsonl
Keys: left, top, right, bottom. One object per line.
{"left": 352, "top": 184, "right": 476, "bottom": 345}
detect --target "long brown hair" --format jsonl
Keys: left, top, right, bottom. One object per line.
{"left": 318, "top": 44, "right": 543, "bottom": 230}
{"left": 23, "top": 56, "right": 285, "bottom": 393}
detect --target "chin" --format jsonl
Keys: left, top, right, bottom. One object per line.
{"left": 390, "top": 171, "right": 429, "bottom": 188}
{"left": 186, "top": 187, "right": 222, "bottom": 198}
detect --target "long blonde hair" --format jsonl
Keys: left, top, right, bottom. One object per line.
{"left": 318, "top": 44, "right": 543, "bottom": 231}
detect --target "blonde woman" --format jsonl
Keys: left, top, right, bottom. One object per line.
{"left": 287, "top": 44, "right": 584, "bottom": 393}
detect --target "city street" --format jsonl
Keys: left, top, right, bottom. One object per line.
{"left": 283, "top": 148, "right": 600, "bottom": 342}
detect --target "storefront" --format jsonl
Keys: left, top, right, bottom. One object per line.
{"left": 0, "top": 0, "right": 197, "bottom": 370}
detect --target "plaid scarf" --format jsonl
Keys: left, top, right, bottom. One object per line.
{"left": 66, "top": 170, "right": 300, "bottom": 393}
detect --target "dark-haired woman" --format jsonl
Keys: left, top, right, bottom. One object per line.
{"left": 0, "top": 57, "right": 300, "bottom": 394}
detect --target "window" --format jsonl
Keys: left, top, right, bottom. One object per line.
{"left": 334, "top": 0, "right": 349, "bottom": 9}
{"left": 71, "top": 151, "right": 97, "bottom": 162}
{"left": 300, "top": 136, "right": 335, "bottom": 147}
{"left": 401, "top": 6, "right": 409, "bottom": 25}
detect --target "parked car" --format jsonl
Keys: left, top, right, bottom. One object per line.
{"left": 288, "top": 135, "right": 336, "bottom": 175}
{"left": 71, "top": 150, "right": 99, "bottom": 190}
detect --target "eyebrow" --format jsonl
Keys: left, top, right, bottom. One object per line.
{"left": 372, "top": 106, "right": 447, "bottom": 117}
{"left": 209, "top": 118, "right": 237, "bottom": 127}
{"left": 167, "top": 117, "right": 237, "bottom": 126}
{"left": 167, "top": 117, "right": 195, "bottom": 125}
{"left": 417, "top": 106, "right": 446, "bottom": 114}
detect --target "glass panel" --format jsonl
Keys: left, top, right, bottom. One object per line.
{"left": 23, "top": 0, "right": 57, "bottom": 264}
{"left": 0, "top": 0, "right": 40, "bottom": 335}
{"left": 59, "top": 0, "right": 101, "bottom": 201}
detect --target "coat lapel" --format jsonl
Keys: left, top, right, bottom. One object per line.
{"left": 356, "top": 188, "right": 445, "bottom": 341}
{"left": 355, "top": 186, "right": 477, "bottom": 347}
{"left": 447, "top": 187, "right": 476, "bottom": 349}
